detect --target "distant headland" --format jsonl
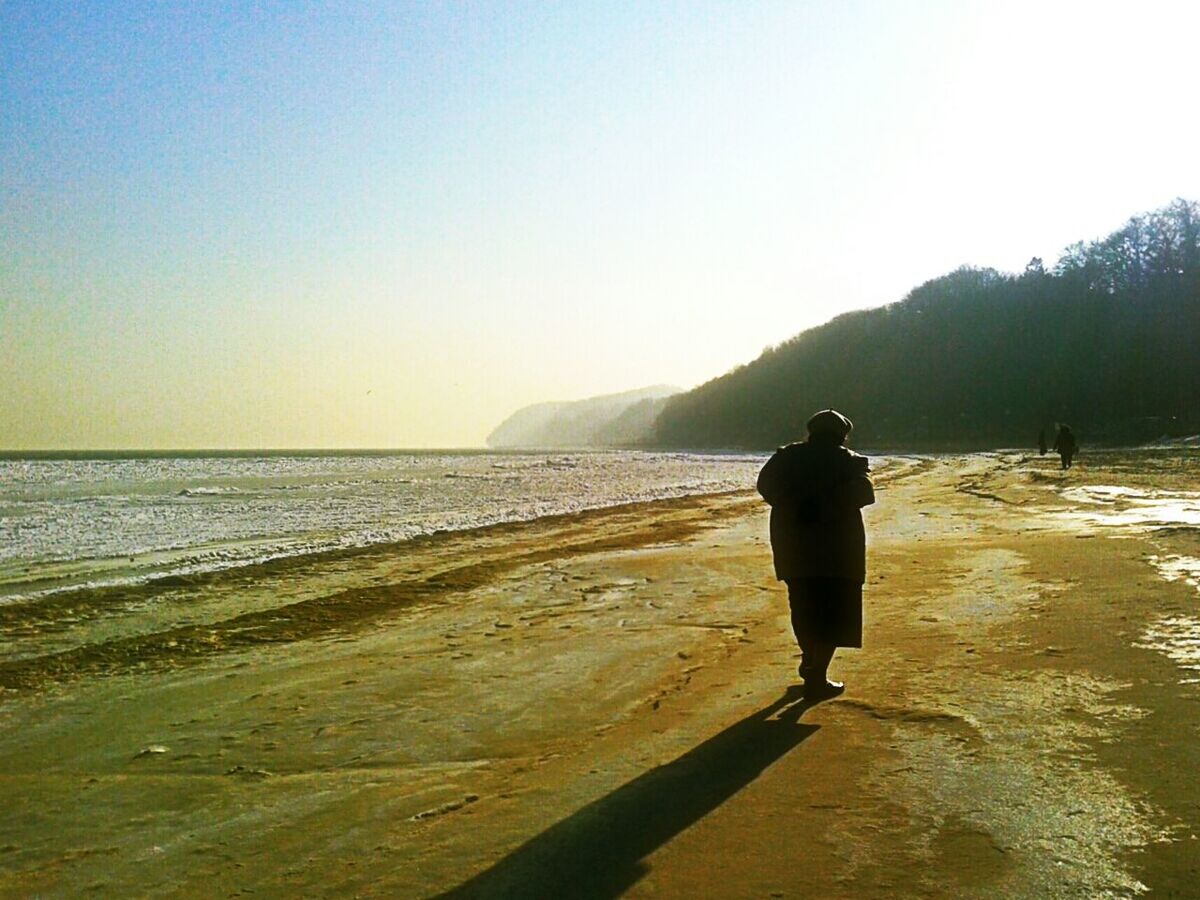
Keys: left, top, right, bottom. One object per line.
{"left": 492, "top": 198, "right": 1199, "bottom": 451}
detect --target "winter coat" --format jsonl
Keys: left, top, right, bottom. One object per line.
{"left": 756, "top": 441, "right": 875, "bottom": 582}
{"left": 1052, "top": 428, "right": 1077, "bottom": 456}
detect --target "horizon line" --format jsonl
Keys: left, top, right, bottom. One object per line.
{"left": 0, "top": 446, "right": 494, "bottom": 458}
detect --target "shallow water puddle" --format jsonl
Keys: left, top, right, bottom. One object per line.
{"left": 1095, "top": 546, "right": 1200, "bottom": 685}
{"left": 1148, "top": 554, "right": 1200, "bottom": 592}
{"left": 1139, "top": 555, "right": 1200, "bottom": 682}
{"left": 1057, "top": 485, "right": 1200, "bottom": 528}
{"left": 1137, "top": 615, "right": 1200, "bottom": 684}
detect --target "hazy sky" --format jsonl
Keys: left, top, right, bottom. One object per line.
{"left": 3, "top": 1, "right": 1199, "bottom": 449}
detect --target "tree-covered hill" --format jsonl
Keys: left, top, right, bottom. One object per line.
{"left": 654, "top": 199, "right": 1200, "bottom": 450}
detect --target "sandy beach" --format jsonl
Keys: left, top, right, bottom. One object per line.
{"left": 2, "top": 451, "right": 1199, "bottom": 898}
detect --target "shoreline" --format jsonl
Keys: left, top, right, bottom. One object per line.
{"left": 1, "top": 452, "right": 1198, "bottom": 897}
{"left": 0, "top": 490, "right": 759, "bottom": 692}
{"left": 0, "top": 448, "right": 769, "bottom": 607}
{"left": 1, "top": 487, "right": 759, "bottom": 607}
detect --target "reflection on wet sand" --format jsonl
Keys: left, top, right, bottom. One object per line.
{"left": 1138, "top": 616, "right": 1200, "bottom": 684}
{"left": 1057, "top": 485, "right": 1200, "bottom": 528}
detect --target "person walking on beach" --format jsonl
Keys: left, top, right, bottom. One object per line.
{"left": 756, "top": 409, "right": 875, "bottom": 701}
{"left": 1038, "top": 427, "right": 1048, "bottom": 456}
{"left": 1052, "top": 423, "right": 1078, "bottom": 470}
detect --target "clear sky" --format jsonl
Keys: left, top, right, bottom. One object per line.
{"left": 3, "top": 1, "right": 1199, "bottom": 449}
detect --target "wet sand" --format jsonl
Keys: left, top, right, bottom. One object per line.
{"left": 2, "top": 452, "right": 1198, "bottom": 897}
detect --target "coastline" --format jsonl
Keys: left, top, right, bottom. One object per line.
{"left": 0, "top": 490, "right": 758, "bottom": 691}
{"left": 0, "top": 449, "right": 766, "bottom": 606}
{"left": 1, "top": 452, "right": 1198, "bottom": 897}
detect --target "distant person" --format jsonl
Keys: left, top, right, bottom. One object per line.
{"left": 1052, "top": 424, "right": 1078, "bottom": 470}
{"left": 1038, "top": 428, "right": 1048, "bottom": 456}
{"left": 756, "top": 409, "right": 875, "bottom": 701}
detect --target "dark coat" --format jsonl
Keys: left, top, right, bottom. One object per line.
{"left": 1052, "top": 427, "right": 1077, "bottom": 455}
{"left": 756, "top": 441, "right": 875, "bottom": 582}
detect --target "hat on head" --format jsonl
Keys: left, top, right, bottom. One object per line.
{"left": 806, "top": 408, "right": 853, "bottom": 440}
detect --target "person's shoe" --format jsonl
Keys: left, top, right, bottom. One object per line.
{"left": 802, "top": 679, "right": 845, "bottom": 701}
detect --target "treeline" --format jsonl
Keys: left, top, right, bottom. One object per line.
{"left": 654, "top": 199, "right": 1200, "bottom": 450}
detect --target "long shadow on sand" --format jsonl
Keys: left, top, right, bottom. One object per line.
{"left": 439, "top": 686, "right": 819, "bottom": 899}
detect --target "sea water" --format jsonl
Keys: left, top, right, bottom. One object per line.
{"left": 0, "top": 450, "right": 767, "bottom": 604}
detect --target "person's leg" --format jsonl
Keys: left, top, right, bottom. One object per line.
{"left": 788, "top": 579, "right": 846, "bottom": 698}
{"left": 786, "top": 581, "right": 805, "bottom": 651}
{"left": 801, "top": 642, "right": 835, "bottom": 681}
{"left": 787, "top": 580, "right": 819, "bottom": 676}
{"left": 802, "top": 642, "right": 843, "bottom": 699}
